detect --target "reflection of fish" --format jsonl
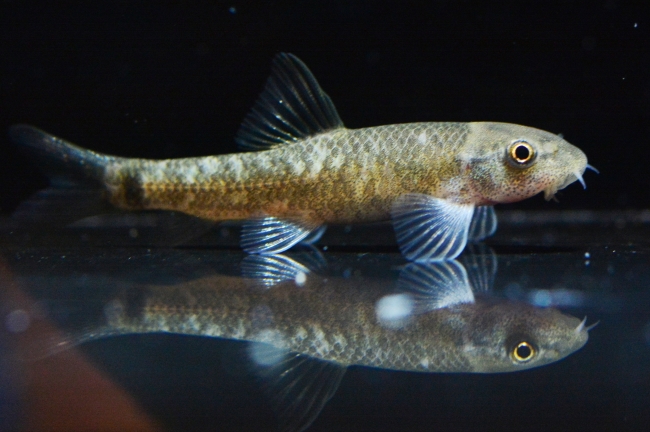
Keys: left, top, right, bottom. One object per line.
{"left": 24, "top": 253, "right": 591, "bottom": 431}
{"left": 10, "top": 54, "right": 594, "bottom": 261}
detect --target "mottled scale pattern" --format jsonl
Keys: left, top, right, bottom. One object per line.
{"left": 103, "top": 273, "right": 474, "bottom": 373}
{"left": 106, "top": 123, "right": 470, "bottom": 224}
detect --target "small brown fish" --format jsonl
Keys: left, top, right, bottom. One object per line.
{"left": 10, "top": 53, "right": 595, "bottom": 260}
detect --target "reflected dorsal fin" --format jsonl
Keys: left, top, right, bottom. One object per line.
{"left": 235, "top": 53, "right": 345, "bottom": 151}
{"left": 248, "top": 343, "right": 346, "bottom": 432}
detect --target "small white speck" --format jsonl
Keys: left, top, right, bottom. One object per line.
{"left": 622, "top": 77, "right": 626, "bottom": 80}
{"left": 585, "top": 260, "right": 591, "bottom": 266}
{"left": 5, "top": 309, "right": 30, "bottom": 333}
{"left": 295, "top": 271, "right": 307, "bottom": 286}
{"left": 634, "top": 23, "right": 638, "bottom": 28}
{"left": 229, "top": 6, "right": 236, "bottom": 14}
{"left": 420, "top": 358, "right": 429, "bottom": 368}
{"left": 322, "top": 246, "right": 328, "bottom": 251}
{"left": 376, "top": 294, "right": 414, "bottom": 328}
{"left": 584, "top": 252, "right": 590, "bottom": 259}
{"left": 417, "top": 131, "right": 427, "bottom": 145}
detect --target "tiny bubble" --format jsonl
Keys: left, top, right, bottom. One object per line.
{"left": 584, "top": 252, "right": 590, "bottom": 259}
{"left": 322, "top": 246, "right": 328, "bottom": 251}
{"left": 342, "top": 268, "right": 352, "bottom": 278}
{"left": 344, "top": 225, "right": 352, "bottom": 233}
{"left": 129, "top": 228, "right": 139, "bottom": 238}
{"left": 634, "top": 23, "right": 638, "bottom": 28}
{"left": 585, "top": 260, "right": 590, "bottom": 266}
{"left": 229, "top": 6, "right": 236, "bottom": 14}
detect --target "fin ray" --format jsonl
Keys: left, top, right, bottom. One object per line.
{"left": 9, "top": 125, "right": 108, "bottom": 183}
{"left": 391, "top": 194, "right": 474, "bottom": 262}
{"left": 249, "top": 346, "right": 346, "bottom": 432}
{"left": 397, "top": 260, "right": 474, "bottom": 314}
{"left": 241, "top": 217, "right": 323, "bottom": 254}
{"left": 236, "top": 53, "right": 344, "bottom": 151}
{"left": 460, "top": 244, "right": 498, "bottom": 294}
{"left": 468, "top": 206, "right": 498, "bottom": 242}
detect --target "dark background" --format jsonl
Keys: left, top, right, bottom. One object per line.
{"left": 1, "top": 1, "right": 649, "bottom": 214}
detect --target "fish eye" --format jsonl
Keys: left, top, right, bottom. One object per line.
{"left": 507, "top": 140, "right": 536, "bottom": 166}
{"left": 511, "top": 341, "right": 536, "bottom": 363}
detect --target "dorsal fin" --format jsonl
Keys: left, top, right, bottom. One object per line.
{"left": 235, "top": 53, "right": 344, "bottom": 151}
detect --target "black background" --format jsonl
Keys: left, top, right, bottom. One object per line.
{"left": 2, "top": 2, "right": 650, "bottom": 431}
{"left": 1, "top": 1, "right": 649, "bottom": 214}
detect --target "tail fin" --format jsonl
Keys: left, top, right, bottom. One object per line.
{"left": 9, "top": 124, "right": 110, "bottom": 185}
{"left": 8, "top": 125, "right": 118, "bottom": 225}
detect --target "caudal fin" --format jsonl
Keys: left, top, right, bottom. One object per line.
{"left": 9, "top": 124, "right": 110, "bottom": 185}
{"left": 8, "top": 125, "right": 120, "bottom": 226}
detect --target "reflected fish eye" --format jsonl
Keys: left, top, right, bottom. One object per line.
{"left": 508, "top": 140, "right": 535, "bottom": 166}
{"left": 511, "top": 341, "right": 536, "bottom": 363}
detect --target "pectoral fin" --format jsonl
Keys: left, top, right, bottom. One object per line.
{"left": 248, "top": 343, "right": 346, "bottom": 432}
{"left": 468, "top": 205, "right": 497, "bottom": 242}
{"left": 396, "top": 260, "right": 474, "bottom": 314}
{"left": 241, "top": 217, "right": 324, "bottom": 254}
{"left": 391, "top": 194, "right": 474, "bottom": 262}
{"left": 460, "top": 244, "right": 497, "bottom": 294}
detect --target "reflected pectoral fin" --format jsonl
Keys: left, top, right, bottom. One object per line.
{"left": 468, "top": 205, "right": 497, "bottom": 242}
{"left": 460, "top": 244, "right": 498, "bottom": 294}
{"left": 391, "top": 194, "right": 474, "bottom": 262}
{"left": 248, "top": 343, "right": 346, "bottom": 432}
{"left": 397, "top": 260, "right": 475, "bottom": 314}
{"left": 241, "top": 217, "right": 324, "bottom": 254}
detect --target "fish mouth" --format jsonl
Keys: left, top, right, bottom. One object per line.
{"left": 543, "top": 164, "right": 597, "bottom": 201}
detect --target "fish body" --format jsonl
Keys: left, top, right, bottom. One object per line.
{"left": 59, "top": 258, "right": 587, "bottom": 374}
{"left": 19, "top": 254, "right": 590, "bottom": 431}
{"left": 10, "top": 54, "right": 592, "bottom": 260}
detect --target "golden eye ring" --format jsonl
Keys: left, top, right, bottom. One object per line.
{"left": 508, "top": 140, "right": 535, "bottom": 165}
{"left": 511, "top": 341, "right": 536, "bottom": 363}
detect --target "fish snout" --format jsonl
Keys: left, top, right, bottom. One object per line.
{"left": 543, "top": 152, "right": 591, "bottom": 201}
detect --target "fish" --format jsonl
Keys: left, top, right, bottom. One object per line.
{"left": 9, "top": 53, "right": 595, "bottom": 261}
{"left": 13, "top": 251, "right": 592, "bottom": 431}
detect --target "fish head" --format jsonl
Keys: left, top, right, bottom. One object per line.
{"left": 464, "top": 123, "right": 588, "bottom": 204}
{"left": 460, "top": 301, "right": 590, "bottom": 373}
